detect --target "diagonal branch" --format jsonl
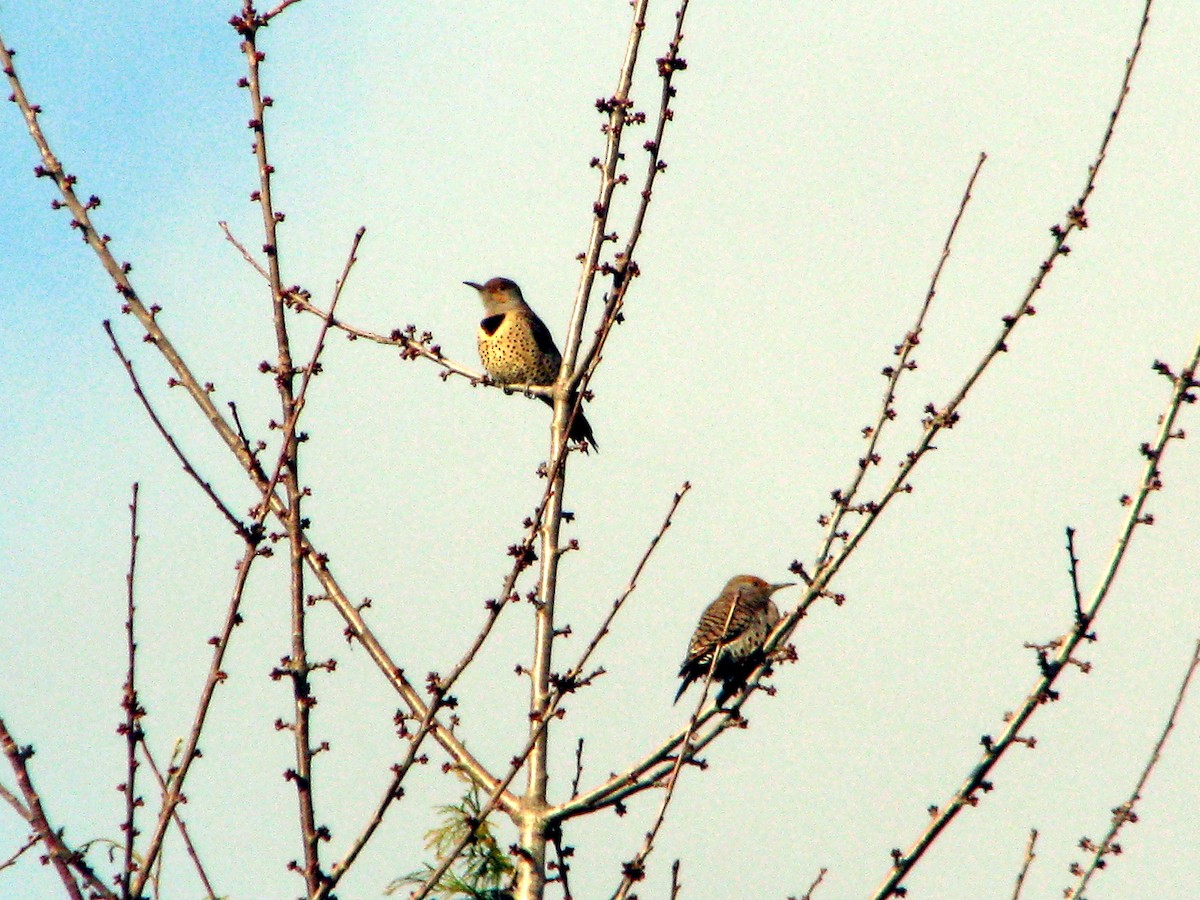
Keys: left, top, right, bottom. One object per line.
{"left": 132, "top": 541, "right": 260, "bottom": 896}
{"left": 870, "top": 329, "right": 1198, "bottom": 899}
{"left": 1068, "top": 638, "right": 1200, "bottom": 898}
{"left": 139, "top": 741, "right": 218, "bottom": 900}
{"left": 102, "top": 322, "right": 252, "bottom": 541}
{"left": 2, "top": 19, "right": 505, "bottom": 846}
{"left": 0, "top": 715, "right": 113, "bottom": 900}
{"left": 610, "top": 593, "right": 736, "bottom": 900}
{"left": 771, "top": 0, "right": 1158, "bottom": 671}
{"left": 0, "top": 832, "right": 39, "bottom": 874}
{"left": 816, "top": 151, "right": 987, "bottom": 565}
{"left": 1010, "top": 828, "right": 1038, "bottom": 900}
{"left": 410, "top": 480, "right": 688, "bottom": 899}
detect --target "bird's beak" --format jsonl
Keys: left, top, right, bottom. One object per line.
{"left": 463, "top": 281, "right": 483, "bottom": 291}
{"left": 768, "top": 582, "right": 796, "bottom": 595}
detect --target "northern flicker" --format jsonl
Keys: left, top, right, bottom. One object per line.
{"left": 465, "top": 277, "right": 597, "bottom": 450}
{"left": 674, "top": 575, "right": 794, "bottom": 706}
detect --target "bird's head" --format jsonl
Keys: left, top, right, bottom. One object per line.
{"left": 726, "top": 575, "right": 795, "bottom": 606}
{"left": 464, "top": 277, "right": 525, "bottom": 314}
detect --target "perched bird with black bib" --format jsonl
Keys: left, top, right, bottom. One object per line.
{"left": 675, "top": 575, "right": 794, "bottom": 706}
{"left": 465, "top": 277, "right": 597, "bottom": 450}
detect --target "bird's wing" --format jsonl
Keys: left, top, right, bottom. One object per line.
{"left": 527, "top": 313, "right": 562, "bottom": 358}
{"left": 686, "top": 597, "right": 754, "bottom": 661}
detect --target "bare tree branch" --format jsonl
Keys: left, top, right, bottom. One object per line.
{"left": 796, "top": 867, "right": 828, "bottom": 900}
{"left": 871, "top": 331, "right": 1197, "bottom": 898}
{"left": 139, "top": 742, "right": 218, "bottom": 900}
{"left": 1068, "top": 638, "right": 1200, "bottom": 898}
{"left": 816, "top": 151, "right": 987, "bottom": 566}
{"left": 120, "top": 483, "right": 143, "bottom": 899}
{"left": 610, "top": 597, "right": 737, "bottom": 899}
{"left": 1011, "top": 828, "right": 1038, "bottom": 900}
{"left": 132, "top": 541, "right": 259, "bottom": 895}
{"left": 103, "top": 322, "right": 252, "bottom": 541}
{"left": 0, "top": 715, "right": 113, "bottom": 900}
{"left": 410, "top": 480, "right": 689, "bottom": 899}
{"left": 0, "top": 832, "right": 39, "bottom": 874}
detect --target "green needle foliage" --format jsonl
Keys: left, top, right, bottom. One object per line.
{"left": 389, "top": 783, "right": 515, "bottom": 899}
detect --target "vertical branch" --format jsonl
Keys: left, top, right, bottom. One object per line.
{"left": 415, "top": 484, "right": 687, "bottom": 900}
{"left": 1065, "top": 527, "right": 1084, "bottom": 625}
{"left": 774, "top": 0, "right": 1157, "bottom": 667}
{"left": 230, "top": 5, "right": 324, "bottom": 893}
{"left": 120, "top": 484, "right": 143, "bottom": 899}
{"left": 571, "top": 0, "right": 691, "bottom": 390}
{"left": 518, "top": 449, "right": 566, "bottom": 899}
{"left": 558, "top": 0, "right": 651, "bottom": 376}
{"left": 516, "top": 6, "right": 655, "bottom": 897}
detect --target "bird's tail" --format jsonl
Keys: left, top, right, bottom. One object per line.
{"left": 538, "top": 395, "right": 599, "bottom": 451}
{"left": 674, "top": 659, "right": 702, "bottom": 704}
{"left": 673, "top": 675, "right": 694, "bottom": 705}
{"left": 569, "top": 408, "right": 598, "bottom": 451}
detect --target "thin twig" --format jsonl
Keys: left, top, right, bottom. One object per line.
{"left": 0, "top": 781, "right": 29, "bottom": 819}
{"left": 796, "top": 867, "right": 828, "bottom": 900}
{"left": 0, "top": 715, "right": 111, "bottom": 900}
{"left": 871, "top": 337, "right": 1197, "bottom": 897}
{"left": 669, "top": 859, "right": 681, "bottom": 899}
{"left": 570, "top": 738, "right": 586, "bottom": 799}
{"left": 560, "top": 482, "right": 691, "bottom": 694}
{"left": 1069, "top": 639, "right": 1200, "bottom": 898}
{"left": 792, "top": 0, "right": 1156, "bottom": 657}
{"left": 1011, "top": 829, "right": 1038, "bottom": 900}
{"left": 218, "top": 220, "right": 270, "bottom": 281}
{"left": 566, "top": 0, "right": 692, "bottom": 448}
{"left": 762, "top": 0, "right": 1159, "bottom": 722}
{"left": 550, "top": 828, "right": 574, "bottom": 900}
{"left": 609, "top": 591, "right": 736, "bottom": 900}
{"left": 262, "top": 0, "right": 305, "bottom": 23}
{"left": 1065, "top": 527, "right": 1084, "bottom": 625}
{"left": 254, "top": 226, "right": 365, "bottom": 522}
{"left": 103, "top": 322, "right": 251, "bottom": 541}
{"left": 229, "top": 4, "right": 330, "bottom": 889}
{"left": 132, "top": 541, "right": 258, "bottom": 895}
{"left": 314, "top": 696, "right": 445, "bottom": 900}
{"left": 120, "top": 483, "right": 142, "bottom": 899}
{"left": 816, "top": 152, "right": 987, "bottom": 565}
{"left": 291, "top": 292, "right": 491, "bottom": 386}
{"left": 3, "top": 18, "right": 501, "bottom": 849}
{"left": 139, "top": 741, "right": 218, "bottom": 899}
{"left": 0, "top": 832, "right": 39, "bottom": 873}
{"left": 412, "top": 480, "right": 690, "bottom": 900}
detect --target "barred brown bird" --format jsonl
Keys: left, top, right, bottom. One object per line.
{"left": 675, "top": 575, "right": 794, "bottom": 706}
{"left": 465, "top": 277, "right": 597, "bottom": 450}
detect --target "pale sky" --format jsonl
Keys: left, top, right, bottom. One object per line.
{"left": 2, "top": 3, "right": 1199, "bottom": 898}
